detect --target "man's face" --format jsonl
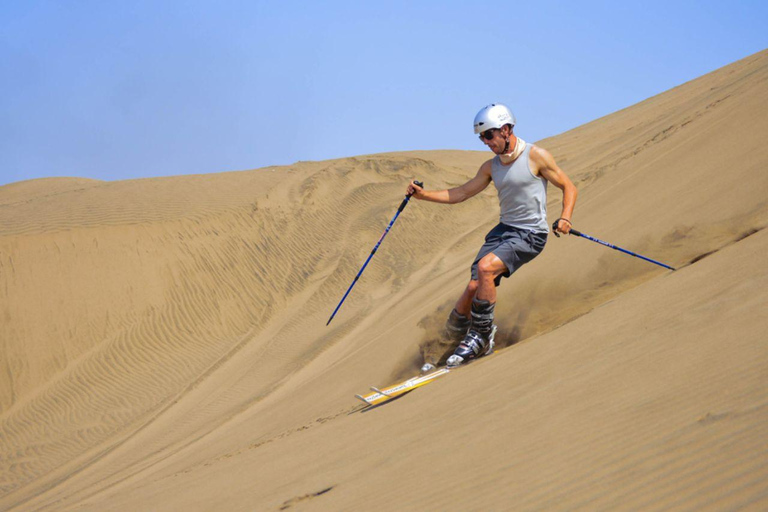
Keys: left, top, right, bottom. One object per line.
{"left": 478, "top": 127, "right": 509, "bottom": 154}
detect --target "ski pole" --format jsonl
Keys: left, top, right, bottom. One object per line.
{"left": 553, "top": 221, "right": 675, "bottom": 271}
{"left": 326, "top": 180, "right": 424, "bottom": 326}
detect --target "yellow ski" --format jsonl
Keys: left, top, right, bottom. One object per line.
{"left": 356, "top": 326, "right": 498, "bottom": 407}
{"left": 355, "top": 367, "right": 451, "bottom": 407}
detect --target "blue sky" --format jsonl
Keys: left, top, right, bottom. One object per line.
{"left": 1, "top": 1, "right": 766, "bottom": 186}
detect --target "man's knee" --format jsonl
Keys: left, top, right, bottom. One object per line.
{"left": 477, "top": 255, "right": 504, "bottom": 278}
{"left": 467, "top": 279, "right": 479, "bottom": 293}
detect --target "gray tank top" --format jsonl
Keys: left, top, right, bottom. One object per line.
{"left": 490, "top": 144, "right": 549, "bottom": 233}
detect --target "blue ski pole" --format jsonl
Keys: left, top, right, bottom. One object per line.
{"left": 326, "top": 181, "right": 424, "bottom": 326}
{"left": 553, "top": 221, "right": 675, "bottom": 271}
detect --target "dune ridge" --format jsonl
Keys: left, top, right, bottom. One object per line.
{"left": 1, "top": 49, "right": 767, "bottom": 510}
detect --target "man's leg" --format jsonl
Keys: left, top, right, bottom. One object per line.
{"left": 449, "top": 252, "right": 506, "bottom": 336}
{"left": 475, "top": 253, "right": 508, "bottom": 303}
{"left": 470, "top": 253, "right": 507, "bottom": 339}
{"left": 448, "top": 253, "right": 507, "bottom": 365}
{"left": 454, "top": 279, "right": 479, "bottom": 317}
{"left": 455, "top": 251, "right": 507, "bottom": 315}
{"left": 444, "top": 280, "right": 477, "bottom": 343}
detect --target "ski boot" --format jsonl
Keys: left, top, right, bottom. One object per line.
{"left": 444, "top": 308, "right": 471, "bottom": 342}
{"left": 446, "top": 299, "right": 496, "bottom": 367}
{"left": 446, "top": 326, "right": 496, "bottom": 367}
{"left": 421, "top": 308, "right": 471, "bottom": 374}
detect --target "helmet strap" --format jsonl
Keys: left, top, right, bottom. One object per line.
{"left": 500, "top": 136, "right": 526, "bottom": 164}
{"left": 501, "top": 124, "right": 514, "bottom": 154}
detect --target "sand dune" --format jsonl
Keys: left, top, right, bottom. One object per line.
{"left": 1, "top": 50, "right": 767, "bottom": 511}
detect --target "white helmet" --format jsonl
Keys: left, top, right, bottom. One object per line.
{"left": 473, "top": 103, "right": 515, "bottom": 134}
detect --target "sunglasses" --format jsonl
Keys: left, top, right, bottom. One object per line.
{"left": 478, "top": 129, "right": 498, "bottom": 141}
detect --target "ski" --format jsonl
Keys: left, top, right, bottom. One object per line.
{"left": 355, "top": 367, "right": 452, "bottom": 407}
{"left": 354, "top": 326, "right": 498, "bottom": 408}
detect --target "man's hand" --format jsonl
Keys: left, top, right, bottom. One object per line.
{"left": 553, "top": 218, "right": 573, "bottom": 237}
{"left": 407, "top": 180, "right": 425, "bottom": 199}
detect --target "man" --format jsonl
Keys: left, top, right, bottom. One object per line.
{"left": 407, "top": 103, "right": 578, "bottom": 366}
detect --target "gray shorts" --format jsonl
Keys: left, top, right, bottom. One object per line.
{"left": 471, "top": 223, "right": 547, "bottom": 286}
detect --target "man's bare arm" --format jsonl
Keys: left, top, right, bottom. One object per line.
{"left": 530, "top": 146, "right": 578, "bottom": 233}
{"left": 407, "top": 161, "right": 493, "bottom": 204}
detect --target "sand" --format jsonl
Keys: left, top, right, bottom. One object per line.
{"left": 1, "top": 49, "right": 767, "bottom": 511}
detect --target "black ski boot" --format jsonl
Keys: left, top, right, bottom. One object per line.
{"left": 447, "top": 299, "right": 496, "bottom": 367}
{"left": 444, "top": 308, "right": 471, "bottom": 342}
{"left": 421, "top": 309, "right": 472, "bottom": 374}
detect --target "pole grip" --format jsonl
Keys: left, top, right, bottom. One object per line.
{"left": 399, "top": 180, "right": 424, "bottom": 211}
{"left": 407, "top": 180, "right": 424, "bottom": 197}
{"left": 552, "top": 218, "right": 577, "bottom": 238}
